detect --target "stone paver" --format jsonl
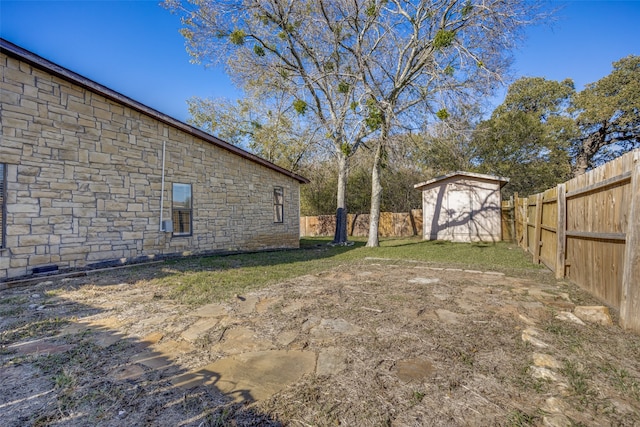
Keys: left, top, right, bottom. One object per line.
{"left": 317, "top": 347, "right": 347, "bottom": 376}
{"left": 310, "top": 318, "right": 361, "bottom": 341}
{"left": 141, "top": 332, "right": 164, "bottom": 344}
{"left": 181, "top": 318, "right": 219, "bottom": 342}
{"left": 171, "top": 350, "right": 316, "bottom": 402}
{"left": 234, "top": 295, "right": 260, "bottom": 315}
{"left": 212, "top": 327, "right": 272, "bottom": 355}
{"left": 276, "top": 330, "right": 298, "bottom": 346}
{"left": 408, "top": 277, "right": 440, "bottom": 285}
{"left": 110, "top": 364, "right": 146, "bottom": 381}
{"left": 255, "top": 297, "right": 281, "bottom": 313}
{"left": 8, "top": 339, "right": 74, "bottom": 356}
{"left": 574, "top": 306, "right": 613, "bottom": 326}
{"left": 395, "top": 358, "right": 435, "bottom": 382}
{"left": 521, "top": 328, "right": 550, "bottom": 348}
{"left": 555, "top": 311, "right": 585, "bottom": 326}
{"left": 193, "top": 303, "right": 228, "bottom": 318}
{"left": 92, "top": 331, "right": 124, "bottom": 348}
{"left": 533, "top": 353, "right": 561, "bottom": 369}
{"left": 530, "top": 366, "right": 560, "bottom": 381}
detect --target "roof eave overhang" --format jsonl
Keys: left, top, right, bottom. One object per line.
{"left": 414, "top": 171, "right": 510, "bottom": 191}
{"left": 0, "top": 38, "right": 309, "bottom": 184}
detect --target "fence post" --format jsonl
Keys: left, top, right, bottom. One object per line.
{"left": 556, "top": 184, "right": 566, "bottom": 279}
{"left": 513, "top": 193, "right": 519, "bottom": 245}
{"left": 621, "top": 151, "right": 640, "bottom": 332}
{"left": 523, "top": 197, "right": 529, "bottom": 251}
{"left": 533, "top": 193, "right": 543, "bottom": 264}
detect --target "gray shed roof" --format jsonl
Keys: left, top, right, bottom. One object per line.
{"left": 0, "top": 38, "right": 309, "bottom": 184}
{"left": 414, "top": 171, "right": 510, "bottom": 190}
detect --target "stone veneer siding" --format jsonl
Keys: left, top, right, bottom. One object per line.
{"left": 0, "top": 51, "right": 302, "bottom": 280}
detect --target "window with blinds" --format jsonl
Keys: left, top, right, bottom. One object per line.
{"left": 274, "top": 187, "right": 284, "bottom": 223}
{"left": 172, "top": 183, "right": 192, "bottom": 236}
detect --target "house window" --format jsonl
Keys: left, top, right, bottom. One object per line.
{"left": 274, "top": 187, "right": 284, "bottom": 223}
{"left": 172, "top": 183, "right": 192, "bottom": 236}
{"left": 0, "top": 164, "right": 5, "bottom": 249}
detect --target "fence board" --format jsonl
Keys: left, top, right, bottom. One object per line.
{"left": 556, "top": 184, "right": 567, "bottom": 279}
{"left": 621, "top": 151, "right": 640, "bottom": 331}
{"left": 566, "top": 238, "right": 625, "bottom": 307}
{"left": 501, "top": 199, "right": 514, "bottom": 242}
{"left": 301, "top": 210, "right": 425, "bottom": 238}
{"left": 511, "top": 149, "right": 639, "bottom": 332}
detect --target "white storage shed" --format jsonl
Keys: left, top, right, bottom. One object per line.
{"left": 414, "top": 172, "right": 509, "bottom": 243}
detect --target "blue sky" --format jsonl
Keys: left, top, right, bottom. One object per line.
{"left": 1, "top": 1, "right": 639, "bottom": 122}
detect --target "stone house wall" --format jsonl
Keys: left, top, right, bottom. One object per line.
{"left": 0, "top": 43, "right": 305, "bottom": 281}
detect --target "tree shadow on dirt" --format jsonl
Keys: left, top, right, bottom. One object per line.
{"left": 0, "top": 288, "right": 283, "bottom": 426}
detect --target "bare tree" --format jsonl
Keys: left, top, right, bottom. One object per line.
{"left": 165, "top": 0, "right": 377, "bottom": 244}
{"left": 347, "top": 0, "right": 542, "bottom": 246}
{"left": 165, "top": 0, "right": 541, "bottom": 246}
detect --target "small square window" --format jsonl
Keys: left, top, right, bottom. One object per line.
{"left": 274, "top": 187, "right": 284, "bottom": 223}
{"left": 172, "top": 183, "right": 192, "bottom": 236}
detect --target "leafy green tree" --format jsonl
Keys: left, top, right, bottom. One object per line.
{"left": 186, "top": 93, "right": 320, "bottom": 173}
{"left": 411, "top": 111, "right": 479, "bottom": 176}
{"left": 299, "top": 141, "right": 424, "bottom": 216}
{"left": 299, "top": 159, "right": 338, "bottom": 216}
{"left": 472, "top": 112, "right": 572, "bottom": 196}
{"left": 572, "top": 55, "right": 640, "bottom": 175}
{"left": 471, "top": 77, "right": 575, "bottom": 196}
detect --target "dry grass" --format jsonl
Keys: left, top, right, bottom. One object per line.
{"left": 0, "top": 241, "right": 638, "bottom": 426}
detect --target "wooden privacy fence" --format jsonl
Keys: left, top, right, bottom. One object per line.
{"left": 300, "top": 209, "right": 423, "bottom": 238}
{"left": 506, "top": 149, "right": 640, "bottom": 333}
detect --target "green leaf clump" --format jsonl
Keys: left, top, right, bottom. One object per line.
{"left": 433, "top": 30, "right": 455, "bottom": 49}
{"left": 436, "top": 108, "right": 450, "bottom": 120}
{"left": 444, "top": 65, "right": 455, "bottom": 76}
{"left": 253, "top": 45, "right": 265, "bottom": 56}
{"left": 365, "top": 2, "right": 377, "bottom": 17}
{"left": 365, "top": 99, "right": 383, "bottom": 130}
{"left": 338, "top": 81, "right": 350, "bottom": 94}
{"left": 229, "top": 29, "right": 246, "bottom": 45}
{"left": 293, "top": 99, "right": 307, "bottom": 115}
{"left": 461, "top": 1, "right": 473, "bottom": 17}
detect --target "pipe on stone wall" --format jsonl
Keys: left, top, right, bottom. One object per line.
{"left": 160, "top": 140, "right": 166, "bottom": 231}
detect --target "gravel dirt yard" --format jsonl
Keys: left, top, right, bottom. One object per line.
{"left": 1, "top": 255, "right": 639, "bottom": 426}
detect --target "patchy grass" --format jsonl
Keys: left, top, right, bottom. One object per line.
{"left": 1, "top": 241, "right": 639, "bottom": 426}
{"left": 601, "top": 362, "right": 640, "bottom": 402}
{"left": 506, "top": 409, "right": 540, "bottom": 426}
{"left": 0, "top": 317, "right": 69, "bottom": 345}
{"left": 561, "top": 360, "right": 594, "bottom": 404}
{"left": 110, "top": 237, "right": 542, "bottom": 305}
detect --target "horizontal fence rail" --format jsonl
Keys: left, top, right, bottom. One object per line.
{"left": 301, "top": 150, "right": 639, "bottom": 333}
{"left": 300, "top": 210, "right": 423, "bottom": 238}
{"left": 506, "top": 149, "right": 639, "bottom": 333}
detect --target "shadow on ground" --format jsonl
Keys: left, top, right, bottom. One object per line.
{"left": 0, "top": 283, "right": 283, "bottom": 426}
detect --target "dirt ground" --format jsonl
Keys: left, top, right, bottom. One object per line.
{"left": 1, "top": 258, "right": 639, "bottom": 426}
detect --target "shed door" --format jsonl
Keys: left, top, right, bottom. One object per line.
{"left": 447, "top": 189, "right": 473, "bottom": 242}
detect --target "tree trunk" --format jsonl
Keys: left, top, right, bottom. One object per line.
{"left": 573, "top": 150, "right": 589, "bottom": 177}
{"left": 333, "top": 152, "right": 349, "bottom": 244}
{"left": 573, "top": 124, "right": 608, "bottom": 177}
{"left": 366, "top": 141, "right": 384, "bottom": 247}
